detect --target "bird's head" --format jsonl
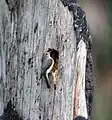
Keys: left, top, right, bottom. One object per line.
{"left": 44, "top": 52, "right": 51, "bottom": 58}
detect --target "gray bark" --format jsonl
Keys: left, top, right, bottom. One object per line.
{"left": 0, "top": 0, "right": 93, "bottom": 120}
{"left": 0, "top": 0, "right": 76, "bottom": 120}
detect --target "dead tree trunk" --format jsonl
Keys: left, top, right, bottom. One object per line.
{"left": 0, "top": 0, "right": 93, "bottom": 120}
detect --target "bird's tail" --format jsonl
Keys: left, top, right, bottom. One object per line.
{"left": 44, "top": 75, "right": 51, "bottom": 89}
{"left": 39, "top": 73, "right": 51, "bottom": 89}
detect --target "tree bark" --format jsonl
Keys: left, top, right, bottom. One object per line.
{"left": 0, "top": 0, "right": 93, "bottom": 120}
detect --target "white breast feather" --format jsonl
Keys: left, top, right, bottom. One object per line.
{"left": 46, "top": 57, "right": 54, "bottom": 74}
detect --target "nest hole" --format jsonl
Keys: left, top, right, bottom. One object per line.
{"left": 47, "top": 48, "right": 59, "bottom": 84}
{"left": 47, "top": 48, "right": 59, "bottom": 71}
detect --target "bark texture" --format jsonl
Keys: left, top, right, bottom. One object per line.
{"left": 60, "top": 1, "right": 93, "bottom": 119}
{"left": 0, "top": 0, "right": 76, "bottom": 120}
{"left": 0, "top": 0, "right": 93, "bottom": 120}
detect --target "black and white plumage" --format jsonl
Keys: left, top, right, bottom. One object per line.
{"left": 40, "top": 51, "right": 54, "bottom": 88}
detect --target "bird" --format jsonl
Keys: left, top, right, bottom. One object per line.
{"left": 40, "top": 51, "right": 54, "bottom": 88}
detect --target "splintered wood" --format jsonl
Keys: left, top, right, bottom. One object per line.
{"left": 74, "top": 40, "right": 88, "bottom": 119}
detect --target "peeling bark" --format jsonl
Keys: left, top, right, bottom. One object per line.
{"left": 74, "top": 40, "right": 87, "bottom": 119}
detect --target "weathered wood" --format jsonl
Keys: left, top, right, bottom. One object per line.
{"left": 0, "top": 0, "right": 93, "bottom": 120}
{"left": 0, "top": 78, "right": 4, "bottom": 116}
{"left": 0, "top": 0, "right": 76, "bottom": 120}
{"left": 60, "top": 1, "right": 93, "bottom": 119}
{"left": 74, "top": 40, "right": 87, "bottom": 119}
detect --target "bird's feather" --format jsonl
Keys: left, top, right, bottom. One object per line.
{"left": 44, "top": 74, "right": 51, "bottom": 88}
{"left": 41, "top": 58, "right": 53, "bottom": 75}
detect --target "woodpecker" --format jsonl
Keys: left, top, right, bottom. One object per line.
{"left": 40, "top": 51, "right": 54, "bottom": 88}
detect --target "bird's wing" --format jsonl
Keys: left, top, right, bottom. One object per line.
{"left": 41, "top": 59, "right": 53, "bottom": 74}
{"left": 41, "top": 53, "right": 45, "bottom": 63}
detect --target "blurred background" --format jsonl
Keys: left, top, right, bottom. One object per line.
{"left": 79, "top": 0, "right": 112, "bottom": 120}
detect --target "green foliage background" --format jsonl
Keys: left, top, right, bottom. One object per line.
{"left": 93, "top": 0, "right": 112, "bottom": 120}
